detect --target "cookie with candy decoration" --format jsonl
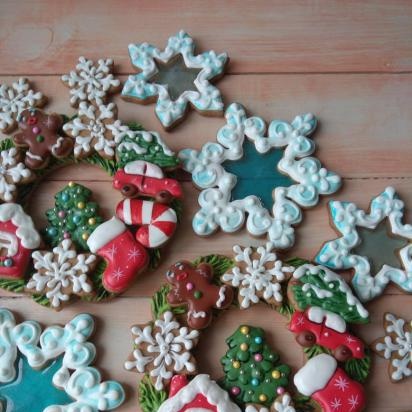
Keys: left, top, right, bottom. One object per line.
{"left": 13, "top": 108, "right": 73, "bottom": 169}
{"left": 245, "top": 392, "right": 296, "bottom": 412}
{"left": 165, "top": 260, "right": 234, "bottom": 329}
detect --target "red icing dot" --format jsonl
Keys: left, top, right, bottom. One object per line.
{"left": 231, "top": 386, "right": 240, "bottom": 396}
{"left": 27, "top": 117, "right": 37, "bottom": 125}
{"left": 176, "top": 272, "right": 188, "bottom": 281}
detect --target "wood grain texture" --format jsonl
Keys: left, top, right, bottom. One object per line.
{"left": 0, "top": 1, "right": 411, "bottom": 411}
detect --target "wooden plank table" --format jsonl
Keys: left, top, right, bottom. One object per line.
{"left": 0, "top": 1, "right": 411, "bottom": 410}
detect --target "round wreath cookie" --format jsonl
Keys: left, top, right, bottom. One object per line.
{"left": 0, "top": 71, "right": 183, "bottom": 309}
{"left": 124, "top": 249, "right": 371, "bottom": 412}
{"left": 0, "top": 308, "right": 125, "bottom": 412}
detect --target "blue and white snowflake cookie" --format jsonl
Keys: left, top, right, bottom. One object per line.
{"left": 179, "top": 103, "right": 342, "bottom": 249}
{"left": 122, "top": 30, "right": 228, "bottom": 130}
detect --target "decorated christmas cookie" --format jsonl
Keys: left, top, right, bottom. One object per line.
{"left": 0, "top": 146, "right": 34, "bottom": 202}
{"left": 125, "top": 310, "right": 199, "bottom": 390}
{"left": 372, "top": 312, "right": 411, "bottom": 382}
{"left": 294, "top": 354, "right": 365, "bottom": 412}
{"left": 122, "top": 30, "right": 229, "bottom": 130}
{"left": 245, "top": 393, "right": 296, "bottom": 412}
{"left": 25, "top": 239, "right": 97, "bottom": 310}
{"left": 315, "top": 186, "right": 412, "bottom": 302}
{"left": 222, "top": 243, "right": 294, "bottom": 309}
{"left": 180, "top": 103, "right": 341, "bottom": 248}
{"left": 165, "top": 260, "right": 234, "bottom": 329}
{"left": 61, "top": 56, "right": 121, "bottom": 107}
{"left": 0, "top": 78, "right": 46, "bottom": 134}
{"left": 13, "top": 108, "right": 73, "bottom": 169}
{"left": 0, "top": 203, "right": 41, "bottom": 280}
{"left": 0, "top": 308, "right": 125, "bottom": 411}
{"left": 63, "top": 102, "right": 120, "bottom": 159}
{"left": 221, "top": 325, "right": 290, "bottom": 407}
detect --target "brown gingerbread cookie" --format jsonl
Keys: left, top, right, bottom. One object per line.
{"left": 166, "top": 260, "right": 234, "bottom": 329}
{"left": 13, "top": 108, "right": 73, "bottom": 169}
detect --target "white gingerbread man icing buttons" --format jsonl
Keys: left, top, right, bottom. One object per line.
{"left": 121, "top": 30, "right": 229, "bottom": 130}
{"left": 315, "top": 186, "right": 412, "bottom": 302}
{"left": 180, "top": 103, "right": 341, "bottom": 249}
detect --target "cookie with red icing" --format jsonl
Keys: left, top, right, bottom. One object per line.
{"left": 13, "top": 108, "right": 73, "bottom": 169}
{"left": 166, "top": 260, "right": 234, "bottom": 329}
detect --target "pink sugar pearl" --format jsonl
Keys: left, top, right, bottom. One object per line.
{"left": 254, "top": 353, "right": 263, "bottom": 362}
{"left": 231, "top": 386, "right": 240, "bottom": 396}
{"left": 186, "top": 282, "right": 194, "bottom": 291}
{"left": 32, "top": 126, "right": 40, "bottom": 134}
{"left": 277, "top": 386, "right": 285, "bottom": 395}
{"left": 63, "top": 232, "right": 71, "bottom": 239}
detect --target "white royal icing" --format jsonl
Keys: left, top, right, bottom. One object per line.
{"left": 374, "top": 312, "right": 412, "bottom": 381}
{"left": 222, "top": 242, "right": 294, "bottom": 308}
{"left": 0, "top": 203, "right": 41, "bottom": 249}
{"left": 157, "top": 374, "right": 241, "bottom": 412}
{"left": 315, "top": 187, "right": 412, "bottom": 302}
{"left": 294, "top": 354, "right": 337, "bottom": 396}
{"left": 0, "top": 147, "right": 32, "bottom": 202}
{"left": 188, "top": 310, "right": 207, "bottom": 319}
{"left": 124, "top": 159, "right": 164, "bottom": 179}
{"left": 307, "top": 306, "right": 347, "bottom": 333}
{"left": 61, "top": 56, "right": 120, "bottom": 106}
{"left": 124, "top": 311, "right": 199, "bottom": 390}
{"left": 0, "top": 78, "right": 44, "bottom": 132}
{"left": 26, "top": 239, "right": 96, "bottom": 308}
{"left": 122, "top": 30, "right": 228, "bottom": 128}
{"left": 180, "top": 103, "right": 341, "bottom": 248}
{"left": 215, "top": 285, "right": 226, "bottom": 308}
{"left": 87, "top": 217, "right": 126, "bottom": 253}
{"left": 0, "top": 309, "right": 125, "bottom": 411}
{"left": 245, "top": 394, "right": 296, "bottom": 412}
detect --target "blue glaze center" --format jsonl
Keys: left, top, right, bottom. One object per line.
{"left": 223, "top": 139, "right": 294, "bottom": 209}
{"left": 0, "top": 356, "right": 72, "bottom": 412}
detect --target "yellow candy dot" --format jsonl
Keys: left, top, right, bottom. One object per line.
{"left": 68, "top": 181, "right": 75, "bottom": 187}
{"left": 82, "top": 232, "right": 89, "bottom": 240}
{"left": 259, "top": 394, "right": 267, "bottom": 402}
{"left": 240, "top": 326, "right": 249, "bottom": 335}
{"left": 88, "top": 218, "right": 96, "bottom": 225}
{"left": 272, "top": 370, "right": 280, "bottom": 379}
{"left": 240, "top": 343, "right": 248, "bottom": 351}
{"left": 77, "top": 202, "right": 85, "bottom": 209}
{"left": 232, "top": 361, "right": 241, "bottom": 369}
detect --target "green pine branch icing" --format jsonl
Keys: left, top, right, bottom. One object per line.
{"left": 138, "top": 375, "right": 167, "bottom": 412}
{"left": 193, "top": 254, "right": 235, "bottom": 283}
{"left": 151, "top": 284, "right": 186, "bottom": 319}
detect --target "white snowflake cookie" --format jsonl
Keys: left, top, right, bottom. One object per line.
{"left": 122, "top": 30, "right": 228, "bottom": 130}
{"left": 63, "top": 102, "right": 123, "bottom": 159}
{"left": 0, "top": 78, "right": 46, "bottom": 134}
{"left": 0, "top": 308, "right": 125, "bottom": 411}
{"left": 26, "top": 239, "right": 97, "bottom": 309}
{"left": 124, "top": 310, "right": 199, "bottom": 390}
{"left": 61, "top": 56, "right": 121, "bottom": 107}
{"left": 0, "top": 147, "right": 33, "bottom": 202}
{"left": 221, "top": 243, "right": 294, "bottom": 309}
{"left": 180, "top": 103, "right": 341, "bottom": 249}
{"left": 372, "top": 312, "right": 411, "bottom": 382}
{"left": 315, "top": 186, "right": 412, "bottom": 302}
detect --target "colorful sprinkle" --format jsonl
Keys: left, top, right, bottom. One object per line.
{"left": 32, "top": 126, "right": 40, "bottom": 134}
{"left": 254, "top": 353, "right": 263, "bottom": 362}
{"left": 194, "top": 290, "right": 202, "bottom": 299}
{"left": 240, "top": 343, "right": 248, "bottom": 351}
{"left": 88, "top": 217, "right": 96, "bottom": 225}
{"left": 186, "top": 282, "right": 194, "bottom": 291}
{"left": 259, "top": 394, "right": 267, "bottom": 402}
{"left": 254, "top": 336, "right": 262, "bottom": 344}
{"left": 251, "top": 378, "right": 259, "bottom": 386}
{"left": 36, "top": 135, "right": 45, "bottom": 143}
{"left": 277, "top": 386, "right": 285, "bottom": 395}
{"left": 58, "top": 210, "right": 66, "bottom": 218}
{"left": 77, "top": 202, "right": 85, "bottom": 209}
{"left": 231, "top": 386, "right": 240, "bottom": 396}
{"left": 271, "top": 370, "right": 280, "bottom": 379}
{"left": 232, "top": 361, "right": 240, "bottom": 369}
{"left": 240, "top": 326, "right": 250, "bottom": 335}
{"left": 81, "top": 232, "right": 89, "bottom": 240}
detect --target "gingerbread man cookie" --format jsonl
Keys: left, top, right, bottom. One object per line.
{"left": 166, "top": 261, "right": 234, "bottom": 329}
{"left": 13, "top": 108, "right": 73, "bottom": 169}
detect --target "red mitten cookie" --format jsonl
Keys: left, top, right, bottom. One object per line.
{"left": 166, "top": 261, "right": 234, "bottom": 329}
{"left": 13, "top": 108, "right": 73, "bottom": 169}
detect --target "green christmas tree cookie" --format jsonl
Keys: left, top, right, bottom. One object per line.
{"left": 44, "top": 182, "right": 103, "bottom": 251}
{"left": 220, "top": 325, "right": 290, "bottom": 407}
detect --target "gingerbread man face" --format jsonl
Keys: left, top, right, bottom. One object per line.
{"left": 166, "top": 261, "right": 234, "bottom": 329}
{"left": 13, "top": 108, "right": 73, "bottom": 169}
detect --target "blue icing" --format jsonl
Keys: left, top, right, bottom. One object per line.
{"left": 223, "top": 139, "right": 293, "bottom": 209}
{"left": 0, "top": 356, "right": 71, "bottom": 412}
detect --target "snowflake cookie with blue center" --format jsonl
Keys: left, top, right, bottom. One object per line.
{"left": 121, "top": 30, "right": 228, "bottom": 130}
{"left": 179, "top": 103, "right": 342, "bottom": 249}
{"left": 315, "top": 186, "right": 412, "bottom": 302}
{"left": 0, "top": 308, "right": 125, "bottom": 411}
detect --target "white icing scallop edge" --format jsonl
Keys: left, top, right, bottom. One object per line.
{"left": 315, "top": 186, "right": 412, "bottom": 302}
{"left": 179, "top": 103, "right": 342, "bottom": 249}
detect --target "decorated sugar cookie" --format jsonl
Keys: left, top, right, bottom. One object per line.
{"left": 61, "top": 56, "right": 121, "bottom": 107}
{"left": 0, "top": 309, "right": 125, "bottom": 411}
{"left": 165, "top": 260, "right": 234, "bottom": 329}
{"left": 0, "top": 203, "right": 41, "bottom": 280}
{"left": 372, "top": 312, "right": 411, "bottom": 382}
{"left": 180, "top": 103, "right": 341, "bottom": 248}
{"left": 294, "top": 354, "right": 365, "bottom": 412}
{"left": 0, "top": 78, "right": 46, "bottom": 134}
{"left": 0, "top": 146, "right": 33, "bottom": 202}
{"left": 222, "top": 243, "right": 294, "bottom": 309}
{"left": 25, "top": 239, "right": 97, "bottom": 310}
{"left": 122, "top": 30, "right": 228, "bottom": 130}
{"left": 315, "top": 186, "right": 412, "bottom": 302}
{"left": 63, "top": 102, "right": 121, "bottom": 159}
{"left": 245, "top": 393, "right": 296, "bottom": 412}
{"left": 13, "top": 108, "right": 73, "bottom": 169}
